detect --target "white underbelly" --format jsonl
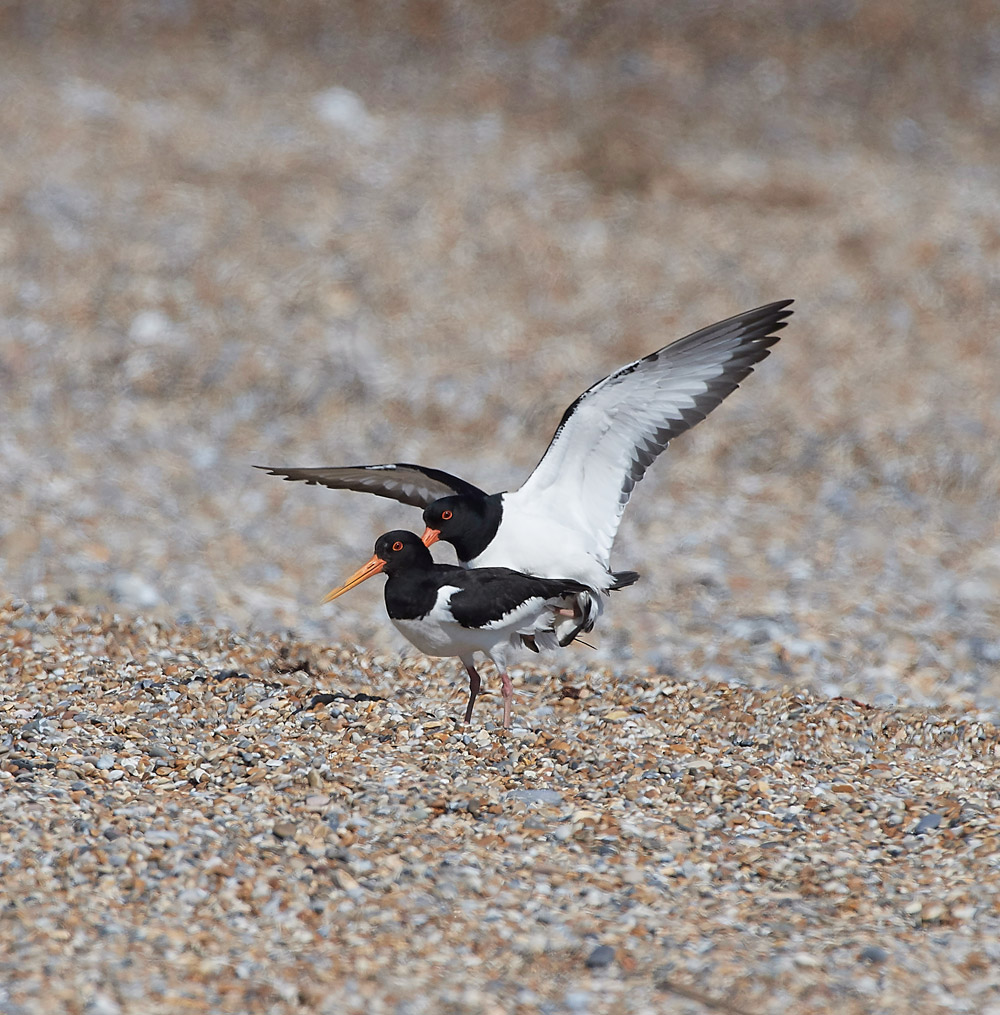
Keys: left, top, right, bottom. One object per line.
{"left": 390, "top": 587, "right": 512, "bottom": 662}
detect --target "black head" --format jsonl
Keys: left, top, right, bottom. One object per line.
{"left": 372, "top": 530, "right": 434, "bottom": 574}
{"left": 421, "top": 493, "right": 502, "bottom": 561}
{"left": 323, "top": 530, "right": 433, "bottom": 603}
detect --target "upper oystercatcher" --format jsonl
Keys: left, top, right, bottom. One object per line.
{"left": 261, "top": 300, "right": 792, "bottom": 642}
{"left": 323, "top": 530, "right": 590, "bottom": 728}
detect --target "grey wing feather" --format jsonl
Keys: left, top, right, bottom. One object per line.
{"left": 254, "top": 463, "right": 486, "bottom": 509}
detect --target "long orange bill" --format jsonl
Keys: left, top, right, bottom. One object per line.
{"left": 421, "top": 527, "right": 441, "bottom": 548}
{"left": 322, "top": 554, "right": 387, "bottom": 603}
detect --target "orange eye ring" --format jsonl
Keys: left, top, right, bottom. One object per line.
{"left": 392, "top": 540, "right": 404, "bottom": 551}
{"left": 441, "top": 509, "right": 453, "bottom": 521}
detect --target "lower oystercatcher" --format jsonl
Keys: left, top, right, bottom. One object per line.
{"left": 323, "top": 530, "right": 589, "bottom": 728}
{"left": 260, "top": 300, "right": 792, "bottom": 643}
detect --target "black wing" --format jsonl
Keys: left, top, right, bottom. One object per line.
{"left": 447, "top": 568, "right": 590, "bottom": 629}
{"left": 254, "top": 463, "right": 487, "bottom": 509}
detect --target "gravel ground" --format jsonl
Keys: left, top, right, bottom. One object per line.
{"left": 3, "top": 599, "right": 1000, "bottom": 1015}
{"left": 2, "top": 3, "right": 1000, "bottom": 1013}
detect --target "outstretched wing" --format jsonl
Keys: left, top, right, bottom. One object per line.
{"left": 254, "top": 463, "right": 486, "bottom": 509}
{"left": 512, "top": 300, "right": 793, "bottom": 565}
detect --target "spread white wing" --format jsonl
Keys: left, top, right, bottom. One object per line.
{"left": 510, "top": 300, "right": 793, "bottom": 566}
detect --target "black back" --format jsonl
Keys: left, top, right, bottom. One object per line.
{"left": 373, "top": 531, "right": 588, "bottom": 627}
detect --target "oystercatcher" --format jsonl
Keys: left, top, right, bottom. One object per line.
{"left": 261, "top": 300, "right": 792, "bottom": 642}
{"left": 323, "top": 530, "right": 590, "bottom": 728}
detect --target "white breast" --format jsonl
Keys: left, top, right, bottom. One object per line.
{"left": 467, "top": 493, "right": 613, "bottom": 592}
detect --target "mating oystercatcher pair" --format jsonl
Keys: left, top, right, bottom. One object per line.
{"left": 261, "top": 300, "right": 793, "bottom": 726}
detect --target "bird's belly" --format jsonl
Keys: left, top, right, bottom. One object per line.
{"left": 391, "top": 616, "right": 459, "bottom": 658}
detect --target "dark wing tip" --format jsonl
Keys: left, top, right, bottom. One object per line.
{"left": 728, "top": 298, "right": 794, "bottom": 341}
{"left": 255, "top": 465, "right": 351, "bottom": 489}
{"left": 254, "top": 465, "right": 321, "bottom": 485}
{"left": 766, "top": 297, "right": 794, "bottom": 312}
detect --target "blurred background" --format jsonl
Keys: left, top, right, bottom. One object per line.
{"left": 2, "top": 1, "right": 999, "bottom": 708}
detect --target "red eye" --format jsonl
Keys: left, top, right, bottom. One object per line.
{"left": 441, "top": 510, "right": 453, "bottom": 520}
{"left": 392, "top": 541, "right": 403, "bottom": 551}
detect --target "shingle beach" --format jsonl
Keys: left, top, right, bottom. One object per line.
{"left": 2, "top": 4, "right": 999, "bottom": 1013}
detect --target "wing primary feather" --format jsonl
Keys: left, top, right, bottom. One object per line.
{"left": 254, "top": 463, "right": 486, "bottom": 508}
{"left": 513, "top": 299, "right": 793, "bottom": 567}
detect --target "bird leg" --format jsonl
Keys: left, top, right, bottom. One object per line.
{"left": 499, "top": 670, "right": 514, "bottom": 729}
{"left": 463, "top": 662, "right": 482, "bottom": 724}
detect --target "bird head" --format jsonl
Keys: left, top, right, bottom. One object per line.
{"left": 322, "top": 530, "right": 431, "bottom": 602}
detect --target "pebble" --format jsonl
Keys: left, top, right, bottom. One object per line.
{"left": 859, "top": 946, "right": 890, "bottom": 964}
{"left": 507, "top": 789, "right": 564, "bottom": 806}
{"left": 913, "top": 812, "right": 943, "bottom": 834}
{"left": 584, "top": 945, "right": 616, "bottom": 969}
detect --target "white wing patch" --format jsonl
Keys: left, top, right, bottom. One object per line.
{"left": 476, "top": 595, "right": 551, "bottom": 633}
{"left": 512, "top": 301, "right": 791, "bottom": 568}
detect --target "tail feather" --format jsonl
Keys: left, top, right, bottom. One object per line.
{"left": 517, "top": 571, "right": 637, "bottom": 652}
{"left": 610, "top": 569, "right": 640, "bottom": 591}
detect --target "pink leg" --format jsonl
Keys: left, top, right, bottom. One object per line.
{"left": 463, "top": 663, "right": 482, "bottom": 724}
{"left": 499, "top": 670, "right": 514, "bottom": 729}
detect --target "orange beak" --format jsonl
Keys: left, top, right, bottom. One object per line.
{"left": 421, "top": 527, "right": 441, "bottom": 548}
{"left": 322, "top": 554, "right": 387, "bottom": 603}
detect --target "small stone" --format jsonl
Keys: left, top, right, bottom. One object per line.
{"left": 859, "top": 945, "right": 889, "bottom": 964}
{"left": 913, "top": 813, "right": 942, "bottom": 834}
{"left": 333, "top": 868, "right": 360, "bottom": 892}
{"left": 96, "top": 754, "right": 116, "bottom": 771}
{"left": 144, "top": 830, "right": 178, "bottom": 847}
{"left": 584, "top": 945, "right": 615, "bottom": 969}
{"left": 564, "top": 990, "right": 592, "bottom": 1012}
{"left": 507, "top": 789, "right": 563, "bottom": 806}
{"left": 304, "top": 795, "right": 331, "bottom": 812}
{"left": 273, "top": 821, "right": 297, "bottom": 840}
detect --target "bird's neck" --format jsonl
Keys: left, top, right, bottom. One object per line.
{"left": 383, "top": 564, "right": 459, "bottom": 620}
{"left": 451, "top": 493, "right": 504, "bottom": 561}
